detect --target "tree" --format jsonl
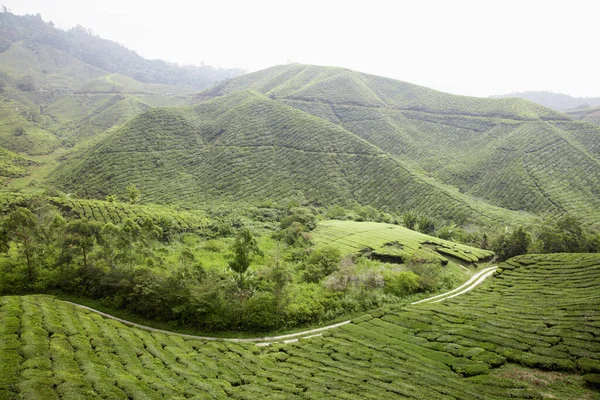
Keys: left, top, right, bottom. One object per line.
{"left": 2, "top": 208, "right": 41, "bottom": 281}
{"left": 64, "top": 219, "right": 102, "bottom": 269}
{"left": 267, "top": 247, "right": 293, "bottom": 314}
{"left": 228, "top": 228, "right": 263, "bottom": 289}
{"left": 538, "top": 215, "right": 588, "bottom": 253}
{"left": 98, "top": 222, "right": 121, "bottom": 268}
{"left": 126, "top": 184, "right": 140, "bottom": 204}
{"left": 493, "top": 226, "right": 531, "bottom": 261}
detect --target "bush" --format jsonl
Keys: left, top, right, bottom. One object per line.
{"left": 493, "top": 227, "right": 531, "bottom": 261}
{"left": 384, "top": 271, "right": 420, "bottom": 297}
{"left": 280, "top": 208, "right": 317, "bottom": 231}
{"left": 302, "top": 246, "right": 341, "bottom": 283}
{"left": 242, "top": 292, "right": 280, "bottom": 331}
{"left": 203, "top": 239, "right": 225, "bottom": 252}
{"left": 584, "top": 374, "right": 600, "bottom": 389}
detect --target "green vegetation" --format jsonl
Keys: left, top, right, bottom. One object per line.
{"left": 50, "top": 90, "right": 539, "bottom": 229}
{"left": 313, "top": 220, "right": 494, "bottom": 264}
{"left": 0, "top": 198, "right": 479, "bottom": 333}
{"left": 205, "top": 64, "right": 600, "bottom": 229}
{"left": 567, "top": 106, "right": 600, "bottom": 126}
{"left": 1, "top": 253, "right": 598, "bottom": 399}
{"left": 0, "top": 146, "right": 36, "bottom": 182}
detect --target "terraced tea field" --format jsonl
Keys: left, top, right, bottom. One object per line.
{"left": 0, "top": 192, "right": 209, "bottom": 232}
{"left": 313, "top": 220, "right": 494, "bottom": 264}
{"left": 1, "top": 253, "right": 598, "bottom": 399}
{"left": 49, "top": 197, "right": 209, "bottom": 231}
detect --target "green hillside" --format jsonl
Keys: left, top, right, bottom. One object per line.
{"left": 567, "top": 106, "right": 600, "bottom": 126}
{"left": 0, "top": 11, "right": 242, "bottom": 90}
{"left": 0, "top": 192, "right": 208, "bottom": 232}
{"left": 313, "top": 220, "right": 494, "bottom": 264}
{"left": 1, "top": 253, "right": 598, "bottom": 399}
{"left": 0, "top": 146, "right": 37, "bottom": 183}
{"left": 50, "top": 90, "right": 537, "bottom": 228}
{"left": 0, "top": 10, "right": 240, "bottom": 184}
{"left": 491, "top": 91, "right": 600, "bottom": 112}
{"left": 205, "top": 64, "right": 600, "bottom": 227}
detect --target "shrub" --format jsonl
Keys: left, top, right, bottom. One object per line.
{"left": 383, "top": 271, "right": 420, "bottom": 297}
{"left": 302, "top": 246, "right": 341, "bottom": 283}
{"left": 493, "top": 227, "right": 531, "bottom": 261}
{"left": 242, "top": 292, "right": 280, "bottom": 331}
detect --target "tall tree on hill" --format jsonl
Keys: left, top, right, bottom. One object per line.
{"left": 537, "top": 215, "right": 588, "bottom": 253}
{"left": 228, "top": 228, "right": 263, "bottom": 289}
{"left": 126, "top": 184, "right": 140, "bottom": 204}
{"left": 493, "top": 226, "right": 531, "bottom": 261}
{"left": 1, "top": 208, "right": 41, "bottom": 281}
{"left": 64, "top": 219, "right": 102, "bottom": 269}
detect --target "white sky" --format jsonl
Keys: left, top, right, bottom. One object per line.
{"left": 4, "top": 0, "right": 599, "bottom": 97}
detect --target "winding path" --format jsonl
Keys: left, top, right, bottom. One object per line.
{"left": 64, "top": 266, "right": 497, "bottom": 345}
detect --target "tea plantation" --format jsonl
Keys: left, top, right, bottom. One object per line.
{"left": 0, "top": 192, "right": 209, "bottom": 232}
{"left": 1, "top": 253, "right": 598, "bottom": 399}
{"left": 313, "top": 220, "right": 493, "bottom": 264}
{"left": 50, "top": 91, "right": 537, "bottom": 229}
{"left": 207, "top": 64, "right": 600, "bottom": 228}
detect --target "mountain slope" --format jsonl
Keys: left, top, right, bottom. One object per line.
{"left": 492, "top": 90, "right": 600, "bottom": 112}
{"left": 0, "top": 10, "right": 241, "bottom": 174}
{"left": 50, "top": 90, "right": 535, "bottom": 228}
{"left": 205, "top": 64, "right": 600, "bottom": 227}
{"left": 566, "top": 106, "right": 600, "bottom": 126}
{"left": 0, "top": 10, "right": 242, "bottom": 90}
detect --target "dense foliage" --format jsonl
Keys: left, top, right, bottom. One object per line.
{"left": 0, "top": 199, "right": 476, "bottom": 332}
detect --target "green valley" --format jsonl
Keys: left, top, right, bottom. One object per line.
{"left": 0, "top": 7, "right": 599, "bottom": 400}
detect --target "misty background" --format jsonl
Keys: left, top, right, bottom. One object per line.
{"left": 3, "top": 0, "right": 599, "bottom": 97}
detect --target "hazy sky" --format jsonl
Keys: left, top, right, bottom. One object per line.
{"left": 4, "top": 0, "right": 599, "bottom": 97}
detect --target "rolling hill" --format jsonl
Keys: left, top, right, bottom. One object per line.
{"left": 202, "top": 64, "right": 600, "bottom": 228}
{"left": 566, "top": 106, "right": 600, "bottom": 126}
{"left": 492, "top": 91, "right": 600, "bottom": 112}
{"left": 0, "top": 10, "right": 242, "bottom": 186}
{"left": 50, "top": 90, "right": 538, "bottom": 228}
{"left": 0, "top": 11, "right": 242, "bottom": 90}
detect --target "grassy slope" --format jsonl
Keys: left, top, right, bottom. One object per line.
{"left": 566, "top": 106, "right": 600, "bottom": 126}
{"left": 313, "top": 220, "right": 493, "bottom": 263}
{"left": 0, "top": 191, "right": 209, "bottom": 232}
{"left": 0, "top": 146, "right": 36, "bottom": 183}
{"left": 206, "top": 64, "right": 600, "bottom": 227}
{"left": 50, "top": 90, "right": 537, "bottom": 228}
{"left": 0, "top": 40, "right": 106, "bottom": 92}
{"left": 0, "top": 39, "right": 199, "bottom": 184}
{"left": 1, "top": 253, "right": 598, "bottom": 399}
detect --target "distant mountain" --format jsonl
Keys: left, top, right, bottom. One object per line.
{"left": 201, "top": 64, "right": 600, "bottom": 227}
{"left": 0, "top": 11, "right": 243, "bottom": 90}
{"left": 491, "top": 91, "right": 600, "bottom": 112}
{"left": 565, "top": 106, "right": 600, "bottom": 126}
{"left": 0, "top": 10, "right": 244, "bottom": 160}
